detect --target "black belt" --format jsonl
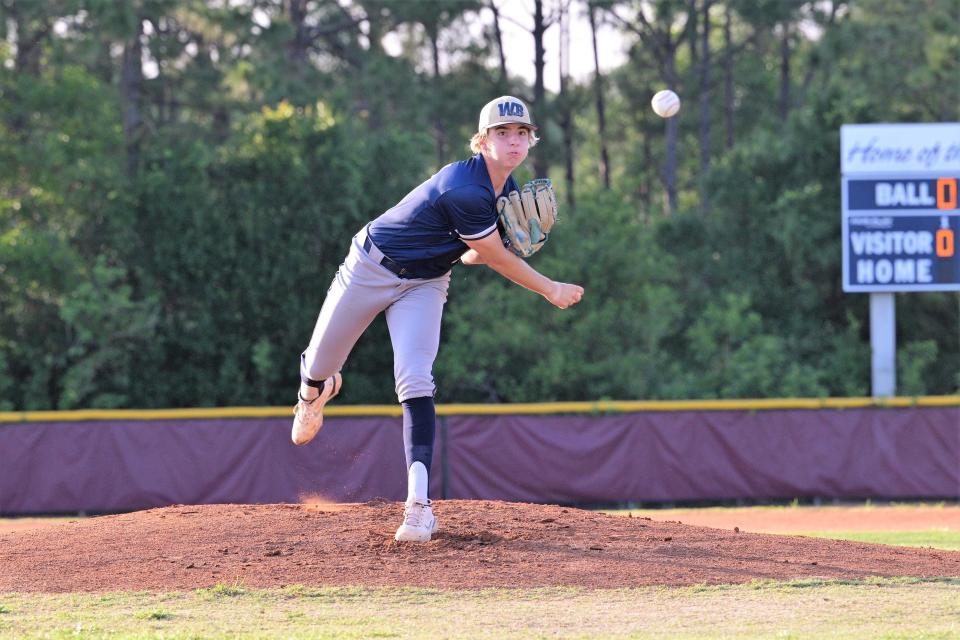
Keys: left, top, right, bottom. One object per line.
{"left": 363, "top": 235, "right": 410, "bottom": 278}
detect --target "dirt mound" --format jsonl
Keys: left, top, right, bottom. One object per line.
{"left": 2, "top": 500, "right": 958, "bottom": 593}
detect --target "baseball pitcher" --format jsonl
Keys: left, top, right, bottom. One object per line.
{"left": 293, "top": 96, "right": 584, "bottom": 542}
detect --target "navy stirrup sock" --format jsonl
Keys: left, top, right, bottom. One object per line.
{"left": 299, "top": 353, "right": 325, "bottom": 390}
{"left": 402, "top": 396, "right": 436, "bottom": 473}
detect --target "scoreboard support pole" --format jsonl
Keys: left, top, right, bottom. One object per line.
{"left": 869, "top": 292, "right": 896, "bottom": 397}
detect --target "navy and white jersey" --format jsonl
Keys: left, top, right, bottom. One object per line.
{"left": 368, "top": 155, "right": 519, "bottom": 278}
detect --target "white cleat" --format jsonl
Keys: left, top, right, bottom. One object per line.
{"left": 394, "top": 499, "right": 438, "bottom": 543}
{"left": 291, "top": 373, "right": 342, "bottom": 446}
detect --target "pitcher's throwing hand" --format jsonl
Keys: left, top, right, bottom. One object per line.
{"left": 546, "top": 282, "right": 584, "bottom": 309}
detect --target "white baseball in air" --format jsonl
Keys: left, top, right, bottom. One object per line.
{"left": 651, "top": 90, "right": 681, "bottom": 118}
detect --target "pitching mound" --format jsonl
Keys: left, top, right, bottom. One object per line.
{"left": 2, "top": 500, "right": 958, "bottom": 592}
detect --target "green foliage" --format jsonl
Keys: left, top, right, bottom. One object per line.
{"left": 120, "top": 100, "right": 421, "bottom": 407}
{"left": 680, "top": 293, "right": 827, "bottom": 398}
{"left": 897, "top": 340, "right": 938, "bottom": 397}
{"left": 58, "top": 257, "right": 159, "bottom": 409}
{"left": 0, "top": 0, "right": 956, "bottom": 408}
{"left": 438, "top": 191, "right": 684, "bottom": 402}
{"left": 0, "top": 62, "right": 127, "bottom": 409}
{"left": 654, "top": 66, "right": 956, "bottom": 398}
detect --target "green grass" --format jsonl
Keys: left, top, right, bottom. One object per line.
{"left": 604, "top": 505, "right": 960, "bottom": 551}
{"left": 133, "top": 609, "right": 172, "bottom": 621}
{"left": 795, "top": 530, "right": 960, "bottom": 551}
{"left": 1, "top": 579, "right": 959, "bottom": 639}
{"left": 606, "top": 500, "right": 955, "bottom": 516}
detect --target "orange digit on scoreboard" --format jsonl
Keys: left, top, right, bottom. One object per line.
{"left": 936, "top": 227, "right": 955, "bottom": 258}
{"left": 936, "top": 178, "right": 958, "bottom": 210}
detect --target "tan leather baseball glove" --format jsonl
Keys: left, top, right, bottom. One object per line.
{"left": 497, "top": 178, "right": 558, "bottom": 258}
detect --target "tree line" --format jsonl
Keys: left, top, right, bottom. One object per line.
{"left": 0, "top": 0, "right": 957, "bottom": 410}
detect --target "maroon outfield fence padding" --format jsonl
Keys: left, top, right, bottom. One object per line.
{"left": 444, "top": 409, "right": 960, "bottom": 503}
{"left": 0, "top": 407, "right": 958, "bottom": 514}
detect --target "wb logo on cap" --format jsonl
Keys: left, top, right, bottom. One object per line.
{"left": 498, "top": 102, "right": 524, "bottom": 118}
{"left": 478, "top": 95, "right": 536, "bottom": 133}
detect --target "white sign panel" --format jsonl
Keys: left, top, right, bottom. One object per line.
{"left": 841, "top": 123, "right": 960, "bottom": 174}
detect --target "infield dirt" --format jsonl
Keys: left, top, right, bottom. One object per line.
{"left": 2, "top": 500, "right": 959, "bottom": 593}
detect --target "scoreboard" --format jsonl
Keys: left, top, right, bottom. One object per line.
{"left": 841, "top": 124, "right": 960, "bottom": 292}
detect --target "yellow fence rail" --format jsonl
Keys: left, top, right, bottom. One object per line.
{"left": 0, "top": 395, "right": 957, "bottom": 422}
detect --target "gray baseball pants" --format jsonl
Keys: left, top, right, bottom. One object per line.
{"left": 301, "top": 229, "right": 451, "bottom": 402}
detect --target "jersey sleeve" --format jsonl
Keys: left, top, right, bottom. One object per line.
{"left": 439, "top": 186, "right": 499, "bottom": 241}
